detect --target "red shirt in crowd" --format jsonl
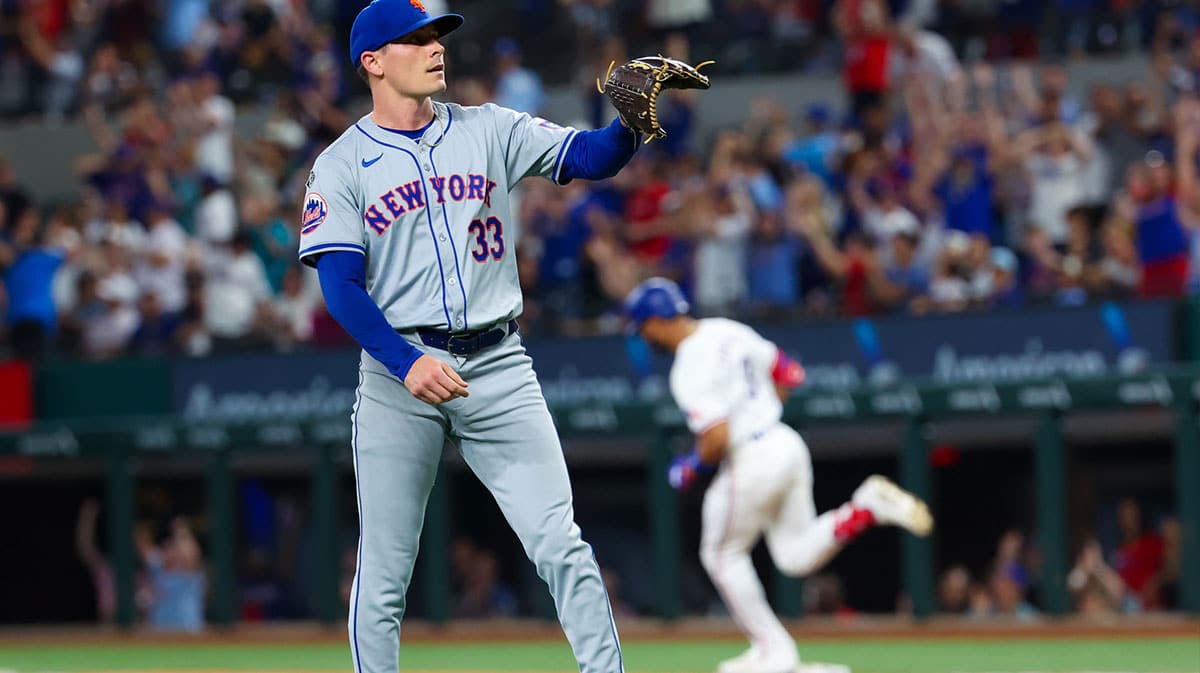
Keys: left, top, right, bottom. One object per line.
{"left": 842, "top": 257, "right": 874, "bottom": 316}
{"left": 839, "top": 0, "right": 890, "bottom": 93}
{"left": 32, "top": 0, "right": 71, "bottom": 43}
{"left": 845, "top": 36, "right": 890, "bottom": 93}
{"left": 624, "top": 180, "right": 672, "bottom": 263}
{"left": 1113, "top": 532, "right": 1164, "bottom": 594}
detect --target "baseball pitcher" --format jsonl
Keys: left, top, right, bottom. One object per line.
{"left": 297, "top": 2, "right": 710, "bottom": 672}
{"left": 624, "top": 278, "right": 934, "bottom": 673}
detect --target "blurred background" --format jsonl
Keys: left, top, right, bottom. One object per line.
{"left": 0, "top": 0, "right": 1197, "bottom": 647}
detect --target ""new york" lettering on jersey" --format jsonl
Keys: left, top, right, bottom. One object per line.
{"left": 364, "top": 172, "right": 500, "bottom": 235}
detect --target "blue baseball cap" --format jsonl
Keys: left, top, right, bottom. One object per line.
{"left": 349, "top": 0, "right": 464, "bottom": 67}
{"left": 623, "top": 277, "right": 690, "bottom": 332}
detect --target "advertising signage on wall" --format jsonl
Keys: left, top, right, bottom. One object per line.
{"left": 167, "top": 301, "right": 1179, "bottom": 420}
{"left": 172, "top": 351, "right": 360, "bottom": 423}
{"left": 530, "top": 300, "right": 1177, "bottom": 405}
{"left": 13, "top": 369, "right": 1200, "bottom": 457}
{"left": 759, "top": 300, "right": 1172, "bottom": 389}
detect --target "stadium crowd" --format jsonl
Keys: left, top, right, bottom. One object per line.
{"left": 767, "top": 497, "right": 1182, "bottom": 620}
{"left": 73, "top": 490, "right": 1179, "bottom": 629}
{"left": 930, "top": 498, "right": 1184, "bottom": 619}
{"left": 3, "top": 0, "right": 1200, "bottom": 360}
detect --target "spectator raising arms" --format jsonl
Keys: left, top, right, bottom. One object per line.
{"left": 135, "top": 517, "right": 206, "bottom": 632}
{"left": 1119, "top": 98, "right": 1200, "bottom": 298}
{"left": 1069, "top": 538, "right": 1127, "bottom": 615}
{"left": 4, "top": 9, "right": 1200, "bottom": 359}
{"left": 833, "top": 0, "right": 892, "bottom": 120}
{"left": 1007, "top": 122, "right": 1095, "bottom": 248}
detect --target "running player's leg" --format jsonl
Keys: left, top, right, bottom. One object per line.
{"left": 452, "top": 336, "right": 622, "bottom": 673}
{"left": 765, "top": 432, "right": 928, "bottom": 578}
{"left": 700, "top": 458, "right": 796, "bottom": 670}
{"left": 765, "top": 431, "right": 876, "bottom": 577}
{"left": 349, "top": 353, "right": 450, "bottom": 673}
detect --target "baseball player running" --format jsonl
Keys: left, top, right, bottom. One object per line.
{"left": 624, "top": 278, "right": 934, "bottom": 673}
{"left": 296, "top": 2, "right": 711, "bottom": 672}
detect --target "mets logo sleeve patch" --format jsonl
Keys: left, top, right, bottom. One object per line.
{"left": 301, "top": 193, "right": 329, "bottom": 235}
{"left": 297, "top": 153, "right": 368, "bottom": 268}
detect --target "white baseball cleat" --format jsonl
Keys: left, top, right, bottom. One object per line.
{"left": 852, "top": 475, "right": 934, "bottom": 537}
{"left": 716, "top": 645, "right": 799, "bottom": 673}
{"left": 716, "top": 647, "right": 756, "bottom": 673}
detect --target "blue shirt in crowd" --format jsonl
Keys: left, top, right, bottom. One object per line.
{"left": 495, "top": 67, "right": 544, "bottom": 116}
{"left": 147, "top": 554, "right": 206, "bottom": 632}
{"left": 748, "top": 235, "right": 799, "bottom": 307}
{"left": 4, "top": 248, "right": 63, "bottom": 331}
{"left": 935, "top": 146, "right": 994, "bottom": 240}
{"left": 161, "top": 0, "right": 211, "bottom": 51}
{"left": 1136, "top": 196, "right": 1190, "bottom": 263}
{"left": 884, "top": 262, "right": 930, "bottom": 301}
{"left": 537, "top": 211, "right": 592, "bottom": 290}
{"left": 785, "top": 132, "right": 839, "bottom": 187}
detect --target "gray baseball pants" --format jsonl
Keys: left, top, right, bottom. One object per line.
{"left": 347, "top": 329, "right": 623, "bottom": 673}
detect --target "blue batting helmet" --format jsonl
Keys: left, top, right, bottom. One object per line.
{"left": 623, "top": 277, "right": 690, "bottom": 331}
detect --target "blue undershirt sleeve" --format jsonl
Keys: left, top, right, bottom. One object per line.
{"left": 316, "top": 251, "right": 424, "bottom": 381}
{"left": 558, "top": 117, "right": 640, "bottom": 183}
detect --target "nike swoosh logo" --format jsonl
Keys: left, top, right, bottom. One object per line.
{"left": 362, "top": 154, "right": 383, "bottom": 168}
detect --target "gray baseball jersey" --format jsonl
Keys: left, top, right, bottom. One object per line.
{"left": 298, "top": 101, "right": 624, "bottom": 673}
{"left": 298, "top": 101, "right": 579, "bottom": 331}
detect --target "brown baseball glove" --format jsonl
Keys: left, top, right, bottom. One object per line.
{"left": 597, "top": 56, "right": 714, "bottom": 143}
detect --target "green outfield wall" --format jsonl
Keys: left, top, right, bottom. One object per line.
{"left": 4, "top": 297, "right": 1198, "bottom": 625}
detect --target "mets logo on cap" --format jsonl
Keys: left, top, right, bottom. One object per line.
{"left": 409, "top": 0, "right": 426, "bottom": 11}
{"left": 301, "top": 192, "right": 328, "bottom": 235}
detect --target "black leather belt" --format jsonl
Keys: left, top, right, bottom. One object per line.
{"left": 411, "top": 320, "right": 518, "bottom": 356}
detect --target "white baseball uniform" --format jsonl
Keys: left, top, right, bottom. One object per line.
{"left": 670, "top": 318, "right": 866, "bottom": 668}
